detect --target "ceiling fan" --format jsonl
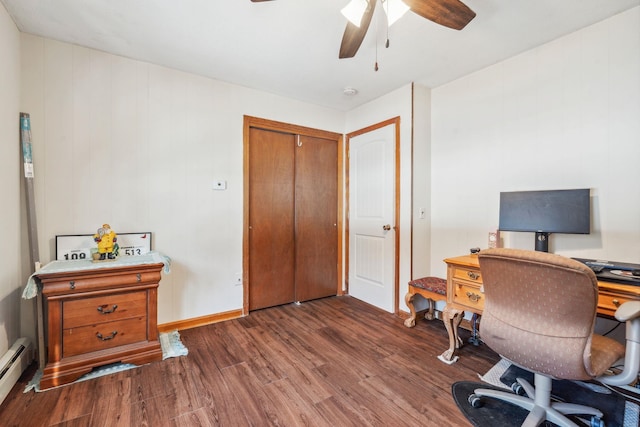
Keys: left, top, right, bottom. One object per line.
{"left": 250, "top": 0, "right": 476, "bottom": 59}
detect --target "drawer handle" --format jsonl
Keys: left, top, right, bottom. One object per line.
{"left": 137, "top": 273, "right": 141, "bottom": 282}
{"left": 466, "top": 292, "right": 482, "bottom": 303}
{"left": 612, "top": 299, "right": 621, "bottom": 308}
{"left": 467, "top": 272, "right": 480, "bottom": 280}
{"left": 69, "top": 281, "right": 75, "bottom": 290}
{"left": 96, "top": 331, "right": 118, "bottom": 341}
{"left": 97, "top": 304, "right": 118, "bottom": 314}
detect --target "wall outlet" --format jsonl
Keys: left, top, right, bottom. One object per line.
{"left": 234, "top": 272, "right": 242, "bottom": 286}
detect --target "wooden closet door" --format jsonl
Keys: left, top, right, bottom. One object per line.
{"left": 248, "top": 128, "right": 295, "bottom": 310}
{"left": 294, "top": 135, "right": 338, "bottom": 302}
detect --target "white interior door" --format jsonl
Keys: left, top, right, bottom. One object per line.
{"left": 348, "top": 123, "right": 395, "bottom": 312}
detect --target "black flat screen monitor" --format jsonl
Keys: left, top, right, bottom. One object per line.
{"left": 499, "top": 188, "right": 590, "bottom": 252}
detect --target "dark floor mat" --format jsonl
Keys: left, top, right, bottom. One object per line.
{"left": 452, "top": 379, "right": 633, "bottom": 427}
{"left": 499, "top": 365, "right": 625, "bottom": 427}
{"left": 452, "top": 381, "right": 557, "bottom": 427}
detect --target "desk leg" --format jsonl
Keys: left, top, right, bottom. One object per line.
{"left": 404, "top": 291, "right": 417, "bottom": 328}
{"left": 438, "top": 304, "right": 464, "bottom": 364}
{"left": 424, "top": 298, "right": 436, "bottom": 321}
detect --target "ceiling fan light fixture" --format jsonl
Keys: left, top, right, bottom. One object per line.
{"left": 382, "top": 0, "right": 410, "bottom": 26}
{"left": 341, "top": 0, "right": 368, "bottom": 27}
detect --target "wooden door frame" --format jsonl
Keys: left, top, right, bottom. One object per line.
{"left": 345, "top": 117, "right": 401, "bottom": 314}
{"left": 243, "top": 115, "right": 344, "bottom": 315}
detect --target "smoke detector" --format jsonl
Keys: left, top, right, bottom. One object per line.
{"left": 343, "top": 87, "right": 358, "bottom": 96}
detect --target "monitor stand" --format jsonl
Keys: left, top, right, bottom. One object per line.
{"left": 535, "top": 232, "right": 549, "bottom": 252}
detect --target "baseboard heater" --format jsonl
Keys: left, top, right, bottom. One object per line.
{"left": 0, "top": 338, "right": 34, "bottom": 405}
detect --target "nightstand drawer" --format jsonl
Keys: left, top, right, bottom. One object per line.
{"left": 452, "top": 266, "right": 482, "bottom": 284}
{"left": 63, "top": 317, "right": 147, "bottom": 357}
{"left": 452, "top": 280, "right": 484, "bottom": 311}
{"left": 41, "top": 268, "right": 162, "bottom": 297}
{"left": 63, "top": 291, "right": 147, "bottom": 329}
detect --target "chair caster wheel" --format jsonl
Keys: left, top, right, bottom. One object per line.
{"left": 468, "top": 394, "right": 483, "bottom": 408}
{"left": 590, "top": 417, "right": 604, "bottom": 427}
{"left": 511, "top": 382, "right": 524, "bottom": 395}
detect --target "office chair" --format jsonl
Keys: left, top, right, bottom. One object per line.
{"left": 468, "top": 248, "right": 640, "bottom": 427}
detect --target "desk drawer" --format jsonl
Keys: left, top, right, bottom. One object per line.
{"left": 452, "top": 280, "right": 484, "bottom": 311}
{"left": 63, "top": 317, "right": 147, "bottom": 357}
{"left": 452, "top": 267, "right": 482, "bottom": 284}
{"left": 63, "top": 291, "right": 147, "bottom": 329}
{"left": 598, "top": 292, "right": 631, "bottom": 318}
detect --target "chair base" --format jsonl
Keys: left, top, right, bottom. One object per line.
{"left": 470, "top": 374, "right": 604, "bottom": 427}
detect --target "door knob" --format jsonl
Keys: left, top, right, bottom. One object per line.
{"left": 383, "top": 224, "right": 391, "bottom": 231}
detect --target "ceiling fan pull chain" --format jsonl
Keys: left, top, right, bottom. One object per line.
{"left": 384, "top": 0, "right": 390, "bottom": 48}
{"left": 374, "top": 6, "right": 380, "bottom": 71}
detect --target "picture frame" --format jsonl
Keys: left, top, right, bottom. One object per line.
{"left": 55, "top": 232, "right": 152, "bottom": 261}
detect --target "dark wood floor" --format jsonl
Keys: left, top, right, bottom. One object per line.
{"left": 0, "top": 296, "right": 500, "bottom": 426}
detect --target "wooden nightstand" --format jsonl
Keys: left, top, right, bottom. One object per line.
{"left": 35, "top": 260, "right": 165, "bottom": 389}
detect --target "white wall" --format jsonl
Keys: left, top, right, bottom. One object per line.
{"left": 412, "top": 84, "right": 432, "bottom": 279}
{"left": 0, "top": 3, "right": 23, "bottom": 355}
{"left": 20, "top": 35, "right": 345, "bottom": 325}
{"left": 429, "top": 7, "right": 640, "bottom": 277}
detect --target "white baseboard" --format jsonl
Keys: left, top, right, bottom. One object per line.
{"left": 0, "top": 338, "right": 34, "bottom": 405}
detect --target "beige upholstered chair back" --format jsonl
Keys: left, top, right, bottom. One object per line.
{"left": 478, "top": 248, "right": 600, "bottom": 380}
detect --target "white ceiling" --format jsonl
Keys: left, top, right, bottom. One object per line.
{"left": 2, "top": 0, "right": 639, "bottom": 111}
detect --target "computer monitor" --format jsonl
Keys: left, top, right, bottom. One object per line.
{"left": 498, "top": 188, "right": 591, "bottom": 252}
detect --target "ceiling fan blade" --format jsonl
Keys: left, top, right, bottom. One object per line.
{"left": 250, "top": 0, "right": 274, "bottom": 2}
{"left": 339, "top": 0, "right": 376, "bottom": 59}
{"left": 404, "top": 0, "right": 475, "bottom": 30}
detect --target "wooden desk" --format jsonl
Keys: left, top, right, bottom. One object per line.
{"left": 438, "top": 254, "right": 640, "bottom": 364}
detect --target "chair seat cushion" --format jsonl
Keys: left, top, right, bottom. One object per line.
{"left": 409, "top": 277, "right": 447, "bottom": 296}
{"left": 589, "top": 334, "right": 626, "bottom": 377}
